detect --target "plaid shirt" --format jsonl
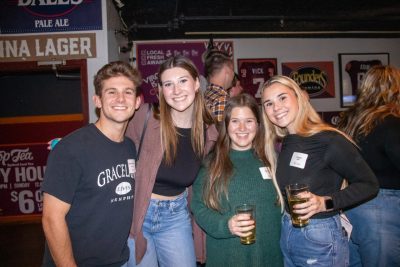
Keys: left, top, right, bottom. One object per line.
{"left": 204, "top": 83, "right": 229, "bottom": 122}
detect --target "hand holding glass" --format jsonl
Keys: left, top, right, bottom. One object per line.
{"left": 285, "top": 184, "right": 310, "bottom": 227}
{"left": 235, "top": 204, "right": 256, "bottom": 244}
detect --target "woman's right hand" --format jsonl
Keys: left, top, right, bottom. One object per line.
{"left": 228, "top": 214, "right": 255, "bottom": 237}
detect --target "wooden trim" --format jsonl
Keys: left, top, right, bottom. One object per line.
{"left": 0, "top": 215, "right": 42, "bottom": 225}
{"left": 0, "top": 114, "right": 84, "bottom": 124}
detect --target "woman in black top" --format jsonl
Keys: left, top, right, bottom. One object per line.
{"left": 261, "top": 75, "right": 378, "bottom": 267}
{"left": 338, "top": 65, "right": 400, "bottom": 267}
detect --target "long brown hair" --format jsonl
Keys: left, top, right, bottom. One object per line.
{"left": 338, "top": 65, "right": 400, "bottom": 140}
{"left": 261, "top": 75, "right": 354, "bottom": 210}
{"left": 157, "top": 55, "right": 214, "bottom": 165}
{"left": 203, "top": 94, "right": 267, "bottom": 211}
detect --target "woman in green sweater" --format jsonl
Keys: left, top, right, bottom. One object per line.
{"left": 191, "top": 94, "right": 283, "bottom": 267}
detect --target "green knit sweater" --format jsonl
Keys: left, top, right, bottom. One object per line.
{"left": 191, "top": 149, "right": 283, "bottom": 267}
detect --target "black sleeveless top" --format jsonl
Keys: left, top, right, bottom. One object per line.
{"left": 152, "top": 127, "right": 202, "bottom": 196}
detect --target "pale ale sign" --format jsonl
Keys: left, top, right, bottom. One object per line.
{"left": 0, "top": 0, "right": 102, "bottom": 33}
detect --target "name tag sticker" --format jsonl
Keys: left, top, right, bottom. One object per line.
{"left": 289, "top": 152, "right": 308, "bottom": 169}
{"left": 259, "top": 167, "right": 272, "bottom": 179}
{"left": 127, "top": 159, "right": 136, "bottom": 175}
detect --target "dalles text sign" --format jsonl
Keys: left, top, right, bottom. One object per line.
{"left": 0, "top": 0, "right": 102, "bottom": 33}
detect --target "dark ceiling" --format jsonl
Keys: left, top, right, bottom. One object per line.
{"left": 112, "top": 0, "right": 400, "bottom": 40}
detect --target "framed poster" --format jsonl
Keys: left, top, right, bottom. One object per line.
{"left": 282, "top": 61, "right": 335, "bottom": 99}
{"left": 320, "top": 111, "right": 342, "bottom": 127}
{"left": 237, "top": 58, "right": 277, "bottom": 103}
{"left": 338, "top": 53, "right": 389, "bottom": 107}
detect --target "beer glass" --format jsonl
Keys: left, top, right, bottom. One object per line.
{"left": 235, "top": 204, "right": 256, "bottom": 245}
{"left": 285, "top": 183, "right": 309, "bottom": 227}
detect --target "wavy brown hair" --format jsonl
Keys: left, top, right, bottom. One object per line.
{"left": 338, "top": 65, "right": 400, "bottom": 140}
{"left": 261, "top": 75, "right": 354, "bottom": 210}
{"left": 157, "top": 55, "right": 214, "bottom": 165}
{"left": 202, "top": 94, "right": 268, "bottom": 211}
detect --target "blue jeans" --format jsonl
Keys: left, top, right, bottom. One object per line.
{"left": 280, "top": 212, "right": 349, "bottom": 267}
{"left": 127, "top": 190, "right": 196, "bottom": 267}
{"left": 127, "top": 236, "right": 158, "bottom": 267}
{"left": 346, "top": 188, "right": 400, "bottom": 267}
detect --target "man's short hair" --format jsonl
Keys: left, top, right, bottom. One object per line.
{"left": 93, "top": 61, "right": 142, "bottom": 96}
{"left": 204, "top": 49, "right": 232, "bottom": 79}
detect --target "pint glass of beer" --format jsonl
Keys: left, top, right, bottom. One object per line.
{"left": 235, "top": 204, "right": 256, "bottom": 245}
{"left": 285, "top": 184, "right": 309, "bottom": 227}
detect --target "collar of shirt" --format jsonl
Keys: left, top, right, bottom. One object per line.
{"left": 205, "top": 83, "right": 228, "bottom": 98}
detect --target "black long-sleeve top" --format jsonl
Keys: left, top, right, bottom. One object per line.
{"left": 358, "top": 115, "right": 400, "bottom": 190}
{"left": 277, "top": 131, "right": 379, "bottom": 219}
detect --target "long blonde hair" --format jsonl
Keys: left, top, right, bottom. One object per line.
{"left": 157, "top": 55, "right": 214, "bottom": 165}
{"left": 338, "top": 65, "right": 400, "bottom": 140}
{"left": 261, "top": 75, "right": 354, "bottom": 210}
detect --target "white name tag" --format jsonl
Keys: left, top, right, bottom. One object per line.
{"left": 127, "top": 159, "right": 136, "bottom": 175}
{"left": 259, "top": 167, "right": 272, "bottom": 179}
{"left": 289, "top": 152, "right": 308, "bottom": 169}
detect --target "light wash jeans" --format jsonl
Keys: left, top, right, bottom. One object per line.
{"left": 280, "top": 212, "right": 349, "bottom": 267}
{"left": 127, "top": 190, "right": 196, "bottom": 267}
{"left": 346, "top": 188, "right": 400, "bottom": 267}
{"left": 127, "top": 235, "right": 158, "bottom": 267}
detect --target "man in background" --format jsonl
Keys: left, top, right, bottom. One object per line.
{"left": 204, "top": 50, "right": 235, "bottom": 122}
{"left": 229, "top": 72, "right": 244, "bottom": 97}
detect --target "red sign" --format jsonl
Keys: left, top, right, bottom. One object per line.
{"left": 237, "top": 58, "right": 277, "bottom": 102}
{"left": 0, "top": 143, "right": 49, "bottom": 216}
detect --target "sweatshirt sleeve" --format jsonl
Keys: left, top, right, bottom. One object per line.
{"left": 191, "top": 166, "right": 235, "bottom": 239}
{"left": 326, "top": 134, "right": 379, "bottom": 210}
{"left": 125, "top": 103, "right": 149, "bottom": 145}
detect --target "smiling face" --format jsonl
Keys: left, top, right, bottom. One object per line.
{"left": 262, "top": 83, "right": 299, "bottom": 134}
{"left": 160, "top": 67, "right": 200, "bottom": 122}
{"left": 228, "top": 106, "right": 258, "bottom": 151}
{"left": 94, "top": 75, "right": 140, "bottom": 126}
